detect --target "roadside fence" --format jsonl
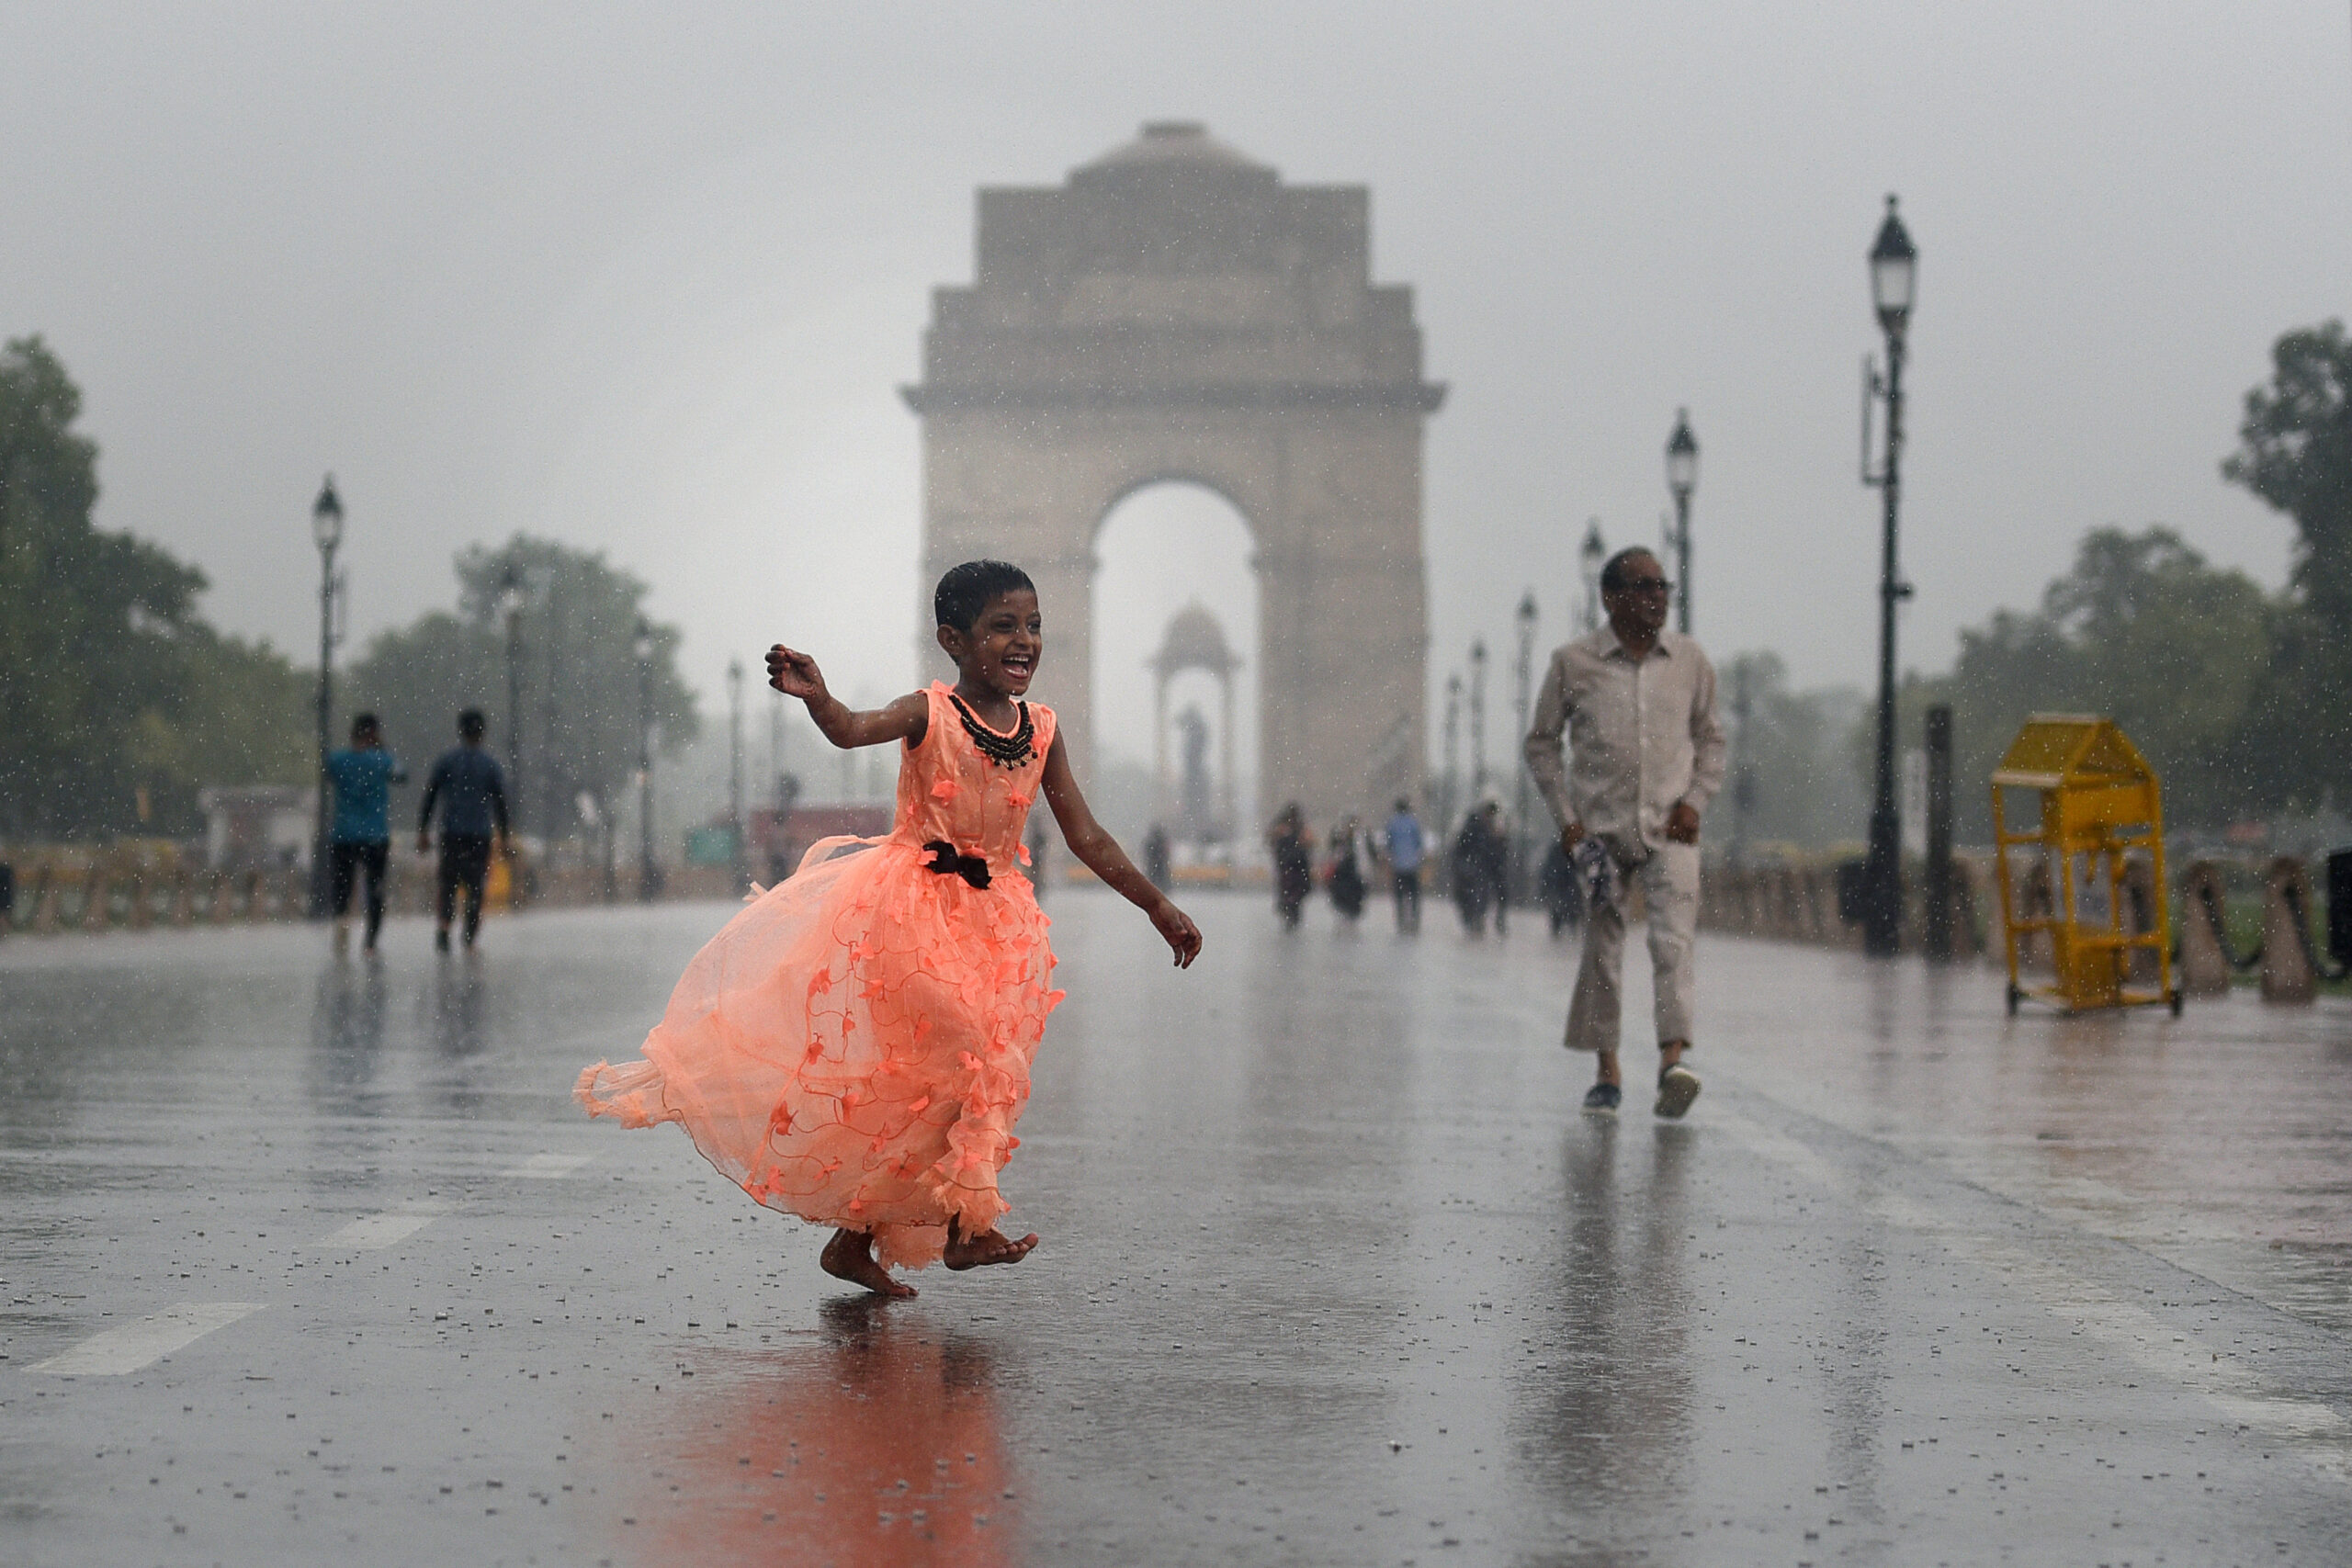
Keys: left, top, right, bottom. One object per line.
{"left": 1700, "top": 851, "right": 2347, "bottom": 1005}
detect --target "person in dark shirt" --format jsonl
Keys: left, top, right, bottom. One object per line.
{"left": 1327, "top": 816, "right": 1368, "bottom": 921}
{"left": 325, "top": 712, "right": 406, "bottom": 954}
{"left": 1268, "top": 803, "right": 1313, "bottom": 930}
{"left": 1453, "top": 801, "right": 1510, "bottom": 936}
{"left": 415, "top": 708, "right": 510, "bottom": 953}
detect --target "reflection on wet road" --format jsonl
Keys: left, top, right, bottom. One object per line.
{"left": 615, "top": 1300, "right": 1019, "bottom": 1565}
{"left": 1, "top": 896, "right": 2347, "bottom": 1563}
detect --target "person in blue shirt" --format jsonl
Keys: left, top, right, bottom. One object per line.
{"left": 325, "top": 713, "right": 406, "bottom": 954}
{"left": 1384, "top": 797, "right": 1425, "bottom": 933}
{"left": 415, "top": 708, "right": 511, "bottom": 953}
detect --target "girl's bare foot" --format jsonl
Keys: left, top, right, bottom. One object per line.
{"left": 820, "top": 1228, "right": 915, "bottom": 1299}
{"left": 943, "top": 1222, "right": 1039, "bottom": 1271}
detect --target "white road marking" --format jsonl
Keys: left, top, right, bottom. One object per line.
{"left": 27, "top": 1302, "right": 264, "bottom": 1375}
{"left": 1709, "top": 1106, "right": 2352, "bottom": 1484}
{"left": 315, "top": 1201, "right": 448, "bottom": 1250}
{"left": 501, "top": 1153, "right": 590, "bottom": 1179}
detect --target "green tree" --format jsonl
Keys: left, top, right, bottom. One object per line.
{"left": 2223, "top": 319, "right": 2352, "bottom": 810}
{"left": 1721, "top": 651, "right": 1869, "bottom": 851}
{"left": 1879, "top": 525, "right": 2274, "bottom": 840}
{"left": 2225, "top": 320, "right": 2352, "bottom": 621}
{"left": 343, "top": 535, "right": 696, "bottom": 841}
{"left": 127, "top": 626, "right": 315, "bottom": 829}
{"left": 0, "top": 336, "right": 309, "bottom": 840}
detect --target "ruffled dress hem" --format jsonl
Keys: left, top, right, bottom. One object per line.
{"left": 577, "top": 687, "right": 1060, "bottom": 1273}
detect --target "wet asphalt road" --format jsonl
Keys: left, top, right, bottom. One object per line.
{"left": 2, "top": 889, "right": 2348, "bottom": 1566}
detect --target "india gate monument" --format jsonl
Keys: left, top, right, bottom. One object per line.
{"left": 903, "top": 122, "right": 1444, "bottom": 832}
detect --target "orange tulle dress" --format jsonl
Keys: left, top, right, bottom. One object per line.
{"left": 576, "top": 682, "right": 1063, "bottom": 1269}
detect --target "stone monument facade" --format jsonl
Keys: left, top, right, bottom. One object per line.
{"left": 903, "top": 122, "right": 1442, "bottom": 831}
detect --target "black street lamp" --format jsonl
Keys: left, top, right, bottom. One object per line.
{"left": 539, "top": 572, "right": 564, "bottom": 849}
{"left": 1439, "top": 672, "right": 1463, "bottom": 839}
{"left": 498, "top": 569, "right": 527, "bottom": 845}
{"left": 1510, "top": 590, "right": 1539, "bottom": 903}
{"left": 305, "top": 476, "right": 345, "bottom": 918}
{"left": 1666, "top": 410, "right": 1699, "bottom": 636}
{"left": 633, "top": 620, "right": 658, "bottom": 901}
{"left": 1579, "top": 520, "right": 1607, "bottom": 634}
{"left": 1467, "top": 637, "right": 1489, "bottom": 807}
{"left": 769, "top": 685, "right": 786, "bottom": 809}
{"left": 727, "top": 657, "right": 748, "bottom": 894}
{"left": 1860, "top": 194, "right": 1918, "bottom": 956}
{"left": 1729, "top": 658, "right": 1757, "bottom": 865}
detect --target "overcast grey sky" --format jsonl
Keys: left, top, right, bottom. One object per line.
{"left": 6, "top": 3, "right": 2346, "bottom": 780}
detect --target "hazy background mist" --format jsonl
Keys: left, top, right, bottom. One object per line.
{"left": 5, "top": 2, "right": 2346, "bottom": 786}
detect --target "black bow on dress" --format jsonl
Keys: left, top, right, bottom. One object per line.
{"left": 922, "top": 840, "right": 992, "bottom": 890}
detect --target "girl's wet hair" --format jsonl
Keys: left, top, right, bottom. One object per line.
{"left": 933, "top": 559, "right": 1035, "bottom": 631}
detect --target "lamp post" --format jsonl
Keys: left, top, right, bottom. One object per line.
{"left": 1440, "top": 672, "right": 1463, "bottom": 841}
{"left": 633, "top": 620, "right": 658, "bottom": 901}
{"left": 727, "top": 658, "right": 747, "bottom": 894}
{"left": 498, "top": 568, "right": 527, "bottom": 845}
{"left": 770, "top": 685, "right": 786, "bottom": 809}
{"left": 539, "top": 571, "right": 563, "bottom": 852}
{"left": 1510, "top": 590, "right": 1539, "bottom": 906}
{"left": 1729, "top": 658, "right": 1756, "bottom": 864}
{"left": 1579, "top": 520, "right": 1607, "bottom": 634}
{"left": 1860, "top": 194, "right": 1917, "bottom": 957}
{"left": 305, "top": 477, "right": 345, "bottom": 918}
{"left": 1467, "top": 638, "right": 1490, "bottom": 811}
{"left": 1666, "top": 410, "right": 1698, "bottom": 635}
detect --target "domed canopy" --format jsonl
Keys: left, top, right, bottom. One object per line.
{"left": 1148, "top": 603, "right": 1242, "bottom": 678}
{"left": 1073, "top": 121, "right": 1273, "bottom": 182}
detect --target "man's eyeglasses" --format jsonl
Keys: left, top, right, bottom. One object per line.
{"left": 1612, "top": 577, "right": 1674, "bottom": 596}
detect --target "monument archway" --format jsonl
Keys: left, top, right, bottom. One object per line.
{"left": 1092, "top": 480, "right": 1256, "bottom": 838}
{"left": 904, "top": 121, "right": 1444, "bottom": 831}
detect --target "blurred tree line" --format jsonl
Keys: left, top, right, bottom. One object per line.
{"left": 0, "top": 339, "right": 697, "bottom": 844}
{"left": 0, "top": 337, "right": 311, "bottom": 840}
{"left": 1717, "top": 652, "right": 1869, "bottom": 850}
{"left": 341, "top": 536, "right": 698, "bottom": 842}
{"left": 1877, "top": 318, "right": 2351, "bottom": 843}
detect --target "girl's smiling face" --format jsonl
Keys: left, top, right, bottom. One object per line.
{"left": 942, "top": 588, "right": 1043, "bottom": 699}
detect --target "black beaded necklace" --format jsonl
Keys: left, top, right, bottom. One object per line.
{"left": 948, "top": 692, "right": 1035, "bottom": 769}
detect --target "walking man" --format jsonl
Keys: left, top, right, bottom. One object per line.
{"left": 416, "top": 709, "right": 511, "bottom": 953}
{"left": 1523, "top": 547, "right": 1724, "bottom": 1119}
{"left": 325, "top": 713, "right": 405, "bottom": 954}
{"left": 1384, "top": 797, "right": 1426, "bottom": 932}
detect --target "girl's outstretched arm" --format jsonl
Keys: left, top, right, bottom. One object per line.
{"left": 1039, "top": 732, "right": 1202, "bottom": 967}
{"left": 766, "top": 645, "right": 929, "bottom": 749}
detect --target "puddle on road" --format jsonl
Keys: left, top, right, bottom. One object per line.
{"left": 587, "top": 1297, "right": 1020, "bottom": 1563}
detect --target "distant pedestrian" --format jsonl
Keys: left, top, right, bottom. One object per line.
{"left": 1481, "top": 802, "right": 1512, "bottom": 936}
{"left": 1537, "top": 838, "right": 1580, "bottom": 936}
{"left": 1326, "top": 816, "right": 1368, "bottom": 921}
{"left": 1453, "top": 801, "right": 1510, "bottom": 936}
{"left": 1384, "top": 798, "right": 1426, "bottom": 932}
{"left": 325, "top": 712, "right": 405, "bottom": 955}
{"left": 416, "top": 709, "right": 511, "bottom": 954}
{"left": 578, "top": 558, "right": 1201, "bottom": 1301}
{"left": 1027, "top": 816, "right": 1051, "bottom": 903}
{"left": 1523, "top": 547, "right": 1724, "bottom": 1120}
{"left": 1269, "top": 803, "right": 1313, "bottom": 930}
{"left": 1141, "top": 823, "right": 1172, "bottom": 890}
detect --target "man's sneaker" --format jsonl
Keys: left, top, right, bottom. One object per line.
{"left": 331, "top": 919, "right": 350, "bottom": 955}
{"left": 435, "top": 928, "right": 451, "bottom": 953}
{"left": 1655, "top": 1063, "right": 1702, "bottom": 1120}
{"left": 1581, "top": 1081, "right": 1623, "bottom": 1114}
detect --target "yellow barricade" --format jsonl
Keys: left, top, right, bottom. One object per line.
{"left": 1991, "top": 716, "right": 2178, "bottom": 1015}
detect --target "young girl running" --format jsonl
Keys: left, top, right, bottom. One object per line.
{"left": 577, "top": 560, "right": 1202, "bottom": 1299}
